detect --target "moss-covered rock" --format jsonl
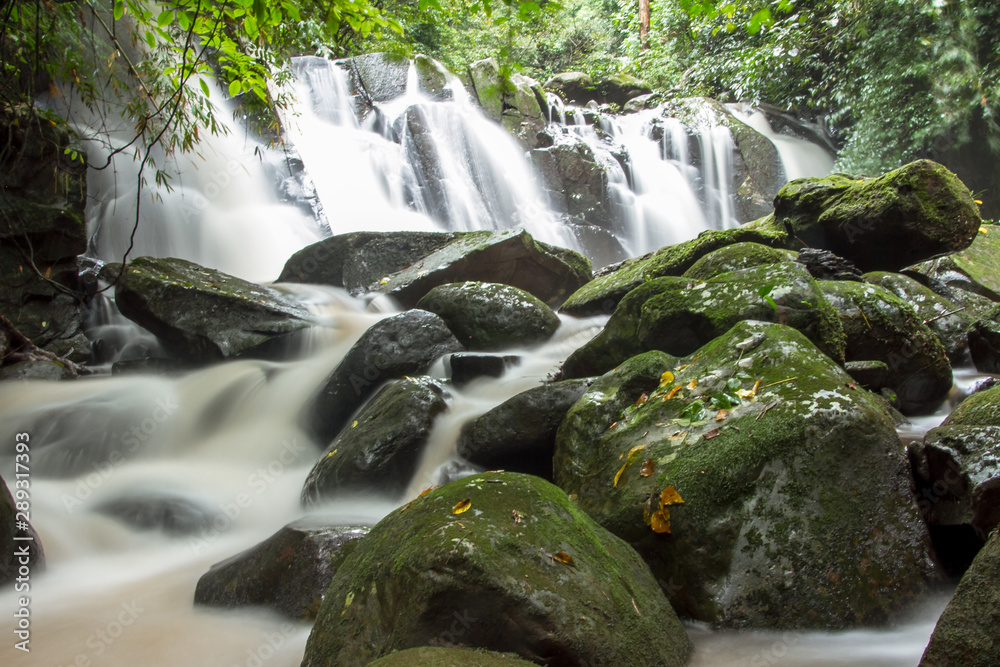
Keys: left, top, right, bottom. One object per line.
{"left": 682, "top": 242, "right": 796, "bottom": 281}
{"left": 774, "top": 160, "right": 981, "bottom": 272}
{"left": 457, "top": 379, "right": 592, "bottom": 480}
{"left": 416, "top": 282, "right": 560, "bottom": 351}
{"left": 864, "top": 271, "right": 974, "bottom": 363}
{"left": 468, "top": 58, "right": 503, "bottom": 123}
{"left": 819, "top": 280, "right": 952, "bottom": 415}
{"left": 301, "top": 472, "right": 692, "bottom": 667}
{"left": 905, "top": 228, "right": 1000, "bottom": 314}
{"left": 530, "top": 135, "right": 615, "bottom": 228}
{"left": 555, "top": 321, "right": 934, "bottom": 629}
{"left": 194, "top": 518, "right": 369, "bottom": 620}
{"left": 560, "top": 214, "right": 794, "bottom": 316}
{"left": 414, "top": 54, "right": 452, "bottom": 100}
{"left": 302, "top": 376, "right": 449, "bottom": 505}
{"left": 306, "top": 310, "right": 461, "bottom": 444}
{"left": 968, "top": 303, "right": 1000, "bottom": 373}
{"left": 919, "top": 528, "right": 1000, "bottom": 667}
{"left": 563, "top": 261, "right": 845, "bottom": 378}
{"left": 365, "top": 647, "right": 538, "bottom": 667}
{"left": 114, "top": 256, "right": 313, "bottom": 364}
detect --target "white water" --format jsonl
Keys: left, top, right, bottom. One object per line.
{"left": 727, "top": 104, "right": 836, "bottom": 181}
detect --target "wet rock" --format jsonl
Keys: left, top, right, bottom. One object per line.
{"left": 1, "top": 473, "right": 44, "bottom": 586}
{"left": 0, "top": 359, "right": 73, "bottom": 382}
{"left": 114, "top": 257, "right": 313, "bottom": 364}
{"left": 530, "top": 134, "right": 616, "bottom": 228}
{"left": 449, "top": 353, "right": 520, "bottom": 385}
{"left": 416, "top": 282, "right": 560, "bottom": 351}
{"left": 820, "top": 280, "right": 953, "bottom": 415}
{"left": 563, "top": 261, "right": 845, "bottom": 378}
{"left": 306, "top": 310, "right": 462, "bottom": 445}
{"left": 795, "top": 248, "right": 864, "bottom": 282}
{"left": 301, "top": 472, "right": 692, "bottom": 667}
{"left": 502, "top": 74, "right": 548, "bottom": 147}
{"left": 366, "top": 647, "right": 538, "bottom": 667}
{"left": 919, "top": 528, "right": 1000, "bottom": 667}
{"left": 844, "top": 360, "right": 890, "bottom": 391}
{"left": 967, "top": 303, "right": 1000, "bottom": 373}
{"left": 468, "top": 58, "right": 503, "bottom": 123}
{"left": 865, "top": 271, "right": 974, "bottom": 363}
{"left": 343, "top": 52, "right": 410, "bottom": 103}
{"left": 905, "top": 230, "right": 1000, "bottom": 316}
{"left": 560, "top": 213, "right": 793, "bottom": 316}
{"left": 194, "top": 518, "right": 369, "bottom": 620}
{"left": 544, "top": 72, "right": 651, "bottom": 108}
{"left": 414, "top": 54, "right": 452, "bottom": 100}
{"left": 302, "top": 377, "right": 449, "bottom": 505}
{"left": 774, "top": 160, "right": 981, "bottom": 272}
{"left": 457, "top": 379, "right": 592, "bottom": 480}
{"left": 94, "top": 491, "right": 216, "bottom": 535}
{"left": 682, "top": 241, "right": 796, "bottom": 281}
{"left": 555, "top": 322, "right": 934, "bottom": 628}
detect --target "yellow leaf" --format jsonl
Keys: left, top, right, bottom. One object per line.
{"left": 551, "top": 551, "right": 575, "bottom": 566}
{"left": 975, "top": 199, "right": 983, "bottom": 204}
{"left": 668, "top": 431, "right": 688, "bottom": 442}
{"left": 640, "top": 457, "right": 654, "bottom": 477}
{"left": 418, "top": 485, "right": 438, "bottom": 498}
{"left": 650, "top": 508, "right": 671, "bottom": 534}
{"left": 351, "top": 420, "right": 358, "bottom": 428}
{"left": 452, "top": 498, "right": 471, "bottom": 515}
{"left": 661, "top": 485, "right": 684, "bottom": 506}
{"left": 613, "top": 462, "right": 628, "bottom": 488}
{"left": 325, "top": 448, "right": 338, "bottom": 458}
{"left": 981, "top": 226, "right": 989, "bottom": 234}
{"left": 686, "top": 378, "right": 698, "bottom": 391}
{"left": 626, "top": 444, "right": 647, "bottom": 463}
{"left": 659, "top": 371, "right": 675, "bottom": 387}
{"left": 715, "top": 409, "right": 727, "bottom": 422}
{"left": 663, "top": 385, "right": 682, "bottom": 401}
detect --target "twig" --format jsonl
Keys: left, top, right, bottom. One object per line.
{"left": 924, "top": 306, "right": 966, "bottom": 325}
{"left": 755, "top": 401, "right": 779, "bottom": 422}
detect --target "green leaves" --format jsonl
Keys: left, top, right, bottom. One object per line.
{"left": 758, "top": 284, "right": 777, "bottom": 311}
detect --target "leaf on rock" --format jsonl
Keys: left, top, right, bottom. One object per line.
{"left": 626, "top": 444, "right": 647, "bottom": 463}
{"left": 643, "top": 494, "right": 654, "bottom": 525}
{"left": 659, "top": 371, "right": 675, "bottom": 387}
{"left": 640, "top": 457, "right": 654, "bottom": 477}
{"left": 715, "top": 409, "right": 728, "bottom": 422}
{"left": 552, "top": 551, "right": 575, "bottom": 566}
{"left": 635, "top": 392, "right": 648, "bottom": 407}
{"left": 704, "top": 428, "right": 721, "bottom": 440}
{"left": 664, "top": 385, "right": 682, "bottom": 401}
{"left": 650, "top": 508, "right": 671, "bottom": 534}
{"left": 661, "top": 486, "right": 684, "bottom": 506}
{"left": 686, "top": 378, "right": 698, "bottom": 391}
{"left": 613, "top": 462, "right": 628, "bottom": 488}
{"left": 452, "top": 498, "right": 472, "bottom": 515}
{"left": 418, "top": 485, "right": 439, "bottom": 498}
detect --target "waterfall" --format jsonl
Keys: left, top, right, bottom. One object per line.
{"left": 727, "top": 103, "right": 836, "bottom": 181}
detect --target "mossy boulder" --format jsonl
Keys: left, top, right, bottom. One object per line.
{"left": 457, "top": 379, "right": 593, "bottom": 480}
{"left": 682, "top": 242, "right": 796, "bottom": 281}
{"left": 968, "top": 303, "right": 1000, "bottom": 373}
{"left": 555, "top": 321, "right": 934, "bottom": 629}
{"left": 919, "top": 528, "right": 1000, "bottom": 667}
{"left": 341, "top": 52, "right": 410, "bottom": 103}
{"left": 194, "top": 518, "right": 369, "bottom": 620}
{"left": 114, "top": 256, "right": 313, "bottom": 364}
{"left": 905, "top": 228, "right": 1000, "bottom": 314}
{"left": 468, "top": 58, "right": 503, "bottom": 123}
{"left": 301, "top": 472, "right": 692, "bottom": 667}
{"left": 543, "top": 72, "right": 596, "bottom": 105}
{"left": 530, "top": 135, "right": 615, "bottom": 228}
{"left": 302, "top": 376, "right": 449, "bottom": 506}
{"left": 864, "top": 271, "right": 974, "bottom": 363}
{"left": 913, "top": 384, "right": 1000, "bottom": 545}
{"left": 416, "top": 282, "right": 560, "bottom": 351}
{"left": 819, "top": 280, "right": 952, "bottom": 415}
{"left": 365, "top": 647, "right": 538, "bottom": 667}
{"left": 305, "top": 310, "right": 462, "bottom": 445}
{"left": 774, "top": 160, "right": 981, "bottom": 272}
{"left": 414, "top": 54, "right": 452, "bottom": 100}
{"left": 560, "top": 214, "right": 794, "bottom": 316}
{"left": 563, "top": 261, "right": 845, "bottom": 378}
{"left": 501, "top": 74, "right": 548, "bottom": 143}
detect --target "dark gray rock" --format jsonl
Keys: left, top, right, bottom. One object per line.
{"left": 94, "top": 491, "right": 217, "bottom": 535}
{"left": 449, "top": 353, "right": 520, "bottom": 386}
{"left": 796, "top": 248, "right": 864, "bottom": 281}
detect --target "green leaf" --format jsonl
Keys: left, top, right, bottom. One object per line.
{"left": 113, "top": 0, "right": 125, "bottom": 21}
{"left": 228, "top": 80, "right": 242, "bottom": 97}
{"left": 200, "top": 78, "right": 211, "bottom": 97}
{"left": 157, "top": 10, "right": 173, "bottom": 27}
{"left": 726, "top": 377, "right": 741, "bottom": 392}
{"left": 145, "top": 29, "right": 155, "bottom": 49}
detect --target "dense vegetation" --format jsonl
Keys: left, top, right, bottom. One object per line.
{"left": 1, "top": 0, "right": 997, "bottom": 205}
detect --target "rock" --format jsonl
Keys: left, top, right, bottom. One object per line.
{"left": 544, "top": 72, "right": 596, "bottom": 105}
{"left": 560, "top": 213, "right": 794, "bottom": 316}
{"left": 682, "top": 241, "right": 796, "bottom": 281}
{"left": 865, "top": 271, "right": 974, "bottom": 363}
{"left": 913, "top": 384, "right": 1000, "bottom": 554}
{"left": 194, "top": 518, "right": 369, "bottom": 620}
{"left": 457, "top": 379, "right": 592, "bottom": 480}
{"left": 0, "top": 359, "right": 74, "bottom": 382}
{"left": 300, "top": 472, "right": 692, "bottom": 667}
{"left": 919, "top": 528, "right": 1000, "bottom": 667}
{"left": 414, "top": 54, "right": 452, "bottom": 100}
{"left": 302, "top": 377, "right": 449, "bottom": 505}
{"left": 969, "top": 306, "right": 1000, "bottom": 373}
{"left": 305, "top": 310, "right": 461, "bottom": 444}
{"left": 795, "top": 248, "right": 864, "bottom": 282}
{"left": 114, "top": 257, "right": 313, "bottom": 364}
{"left": 555, "top": 322, "right": 934, "bottom": 629}
{"left": 502, "top": 74, "right": 548, "bottom": 147}
{"left": 596, "top": 74, "right": 652, "bottom": 107}
{"left": 774, "top": 160, "right": 981, "bottom": 272}
{"left": 468, "top": 58, "right": 503, "bottom": 123}
{"left": 416, "top": 282, "right": 560, "bottom": 351}
{"left": 843, "top": 360, "right": 890, "bottom": 391}
{"left": 820, "top": 280, "right": 953, "bottom": 415}
{"left": 623, "top": 93, "right": 658, "bottom": 113}
{"left": 1, "top": 473, "right": 44, "bottom": 586}
{"left": 344, "top": 52, "right": 410, "bottom": 103}
{"left": 365, "top": 647, "right": 537, "bottom": 667}
{"left": 449, "top": 353, "right": 520, "bottom": 386}
{"left": 905, "top": 229, "right": 1000, "bottom": 314}
{"left": 94, "top": 491, "right": 216, "bottom": 535}
{"left": 530, "top": 133, "right": 616, "bottom": 228}
{"left": 563, "top": 261, "right": 845, "bottom": 378}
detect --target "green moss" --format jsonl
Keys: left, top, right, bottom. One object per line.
{"left": 683, "top": 242, "right": 797, "bottom": 281}
{"left": 365, "top": 647, "right": 538, "bottom": 667}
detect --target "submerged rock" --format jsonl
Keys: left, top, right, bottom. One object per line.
{"left": 555, "top": 322, "right": 934, "bottom": 629}
{"left": 302, "top": 377, "right": 449, "bottom": 505}
{"left": 820, "top": 280, "right": 953, "bottom": 415}
{"left": 305, "top": 310, "right": 461, "bottom": 445}
{"left": 416, "top": 282, "right": 560, "bottom": 350}
{"left": 366, "top": 647, "right": 537, "bottom": 667}
{"left": 563, "top": 261, "right": 845, "bottom": 378}
{"left": 774, "top": 160, "right": 980, "bottom": 272}
{"left": 94, "top": 491, "right": 216, "bottom": 535}
{"left": 920, "top": 528, "right": 1000, "bottom": 667}
{"left": 194, "top": 518, "right": 369, "bottom": 620}
{"left": 114, "top": 257, "right": 313, "bottom": 364}
{"left": 457, "top": 379, "right": 592, "bottom": 480}
{"left": 301, "top": 472, "right": 692, "bottom": 667}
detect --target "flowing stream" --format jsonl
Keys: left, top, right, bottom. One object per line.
{"left": 0, "top": 56, "right": 974, "bottom": 666}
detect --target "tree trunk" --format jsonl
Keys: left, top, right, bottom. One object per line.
{"left": 639, "top": 0, "right": 651, "bottom": 49}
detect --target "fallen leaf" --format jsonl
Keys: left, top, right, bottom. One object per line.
{"left": 845, "top": 381, "right": 859, "bottom": 390}
{"left": 552, "top": 551, "right": 575, "bottom": 566}
{"left": 704, "top": 428, "right": 721, "bottom": 440}
{"left": 659, "top": 371, "right": 675, "bottom": 387}
{"left": 325, "top": 448, "right": 338, "bottom": 459}
{"left": 511, "top": 510, "right": 523, "bottom": 524}
{"left": 635, "top": 392, "right": 648, "bottom": 406}
{"left": 452, "top": 498, "right": 472, "bottom": 515}
{"left": 715, "top": 409, "right": 728, "bottom": 422}
{"left": 661, "top": 486, "right": 684, "bottom": 506}
{"left": 613, "top": 462, "right": 628, "bottom": 488}
{"left": 668, "top": 431, "right": 688, "bottom": 443}
{"left": 626, "top": 444, "right": 647, "bottom": 463}
{"left": 686, "top": 378, "right": 698, "bottom": 391}
{"left": 418, "top": 485, "right": 438, "bottom": 497}
{"left": 640, "top": 457, "right": 654, "bottom": 477}
{"left": 664, "top": 385, "right": 682, "bottom": 400}
{"left": 608, "top": 421, "right": 618, "bottom": 430}
{"left": 650, "top": 508, "right": 672, "bottom": 534}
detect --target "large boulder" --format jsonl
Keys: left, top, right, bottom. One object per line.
{"left": 194, "top": 518, "right": 369, "bottom": 620}
{"left": 415, "top": 282, "right": 560, "bottom": 351}
{"left": 502, "top": 74, "right": 548, "bottom": 144}
{"left": 682, "top": 241, "right": 796, "bottom": 281}
{"left": 468, "top": 58, "right": 504, "bottom": 123}
{"left": 905, "top": 228, "right": 1000, "bottom": 315}
{"left": 530, "top": 133, "right": 617, "bottom": 228}
{"left": 560, "top": 213, "right": 794, "bottom": 316}
{"left": 919, "top": 528, "right": 1000, "bottom": 667}
{"left": 819, "top": 280, "right": 953, "bottom": 414}
{"left": 457, "top": 379, "right": 592, "bottom": 480}
{"left": 114, "top": 257, "right": 313, "bottom": 364}
{"left": 366, "top": 647, "right": 538, "bottom": 667}
{"left": 555, "top": 321, "right": 934, "bottom": 629}
{"left": 301, "top": 472, "right": 692, "bottom": 667}
{"left": 544, "top": 72, "right": 651, "bottom": 108}
{"left": 304, "top": 310, "right": 461, "bottom": 444}
{"left": 340, "top": 52, "right": 410, "bottom": 103}
{"left": 302, "top": 377, "right": 449, "bottom": 505}
{"left": 563, "top": 261, "right": 845, "bottom": 378}
{"left": 774, "top": 160, "right": 981, "bottom": 272}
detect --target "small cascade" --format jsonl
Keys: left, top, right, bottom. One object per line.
{"left": 727, "top": 103, "right": 836, "bottom": 180}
